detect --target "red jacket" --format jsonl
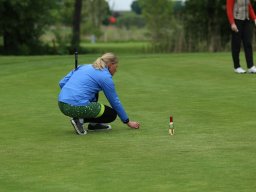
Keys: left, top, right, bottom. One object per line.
{"left": 226, "top": 0, "right": 256, "bottom": 25}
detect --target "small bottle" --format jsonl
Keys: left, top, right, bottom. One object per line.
{"left": 169, "top": 116, "right": 174, "bottom": 135}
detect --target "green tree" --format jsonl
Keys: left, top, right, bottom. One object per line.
{"left": 131, "top": 0, "right": 142, "bottom": 15}
{"left": 139, "top": 0, "right": 174, "bottom": 52}
{"left": 183, "top": 0, "right": 229, "bottom": 52}
{"left": 57, "top": 0, "right": 74, "bottom": 25}
{"left": 82, "top": 0, "right": 110, "bottom": 38}
{"left": 70, "top": 0, "right": 110, "bottom": 49}
{"left": 116, "top": 12, "right": 145, "bottom": 29}
{"left": 0, "top": 0, "right": 57, "bottom": 54}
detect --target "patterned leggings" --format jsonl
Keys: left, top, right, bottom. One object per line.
{"left": 58, "top": 101, "right": 117, "bottom": 123}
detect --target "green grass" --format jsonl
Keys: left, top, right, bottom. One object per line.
{"left": 0, "top": 52, "right": 256, "bottom": 192}
{"left": 81, "top": 42, "right": 149, "bottom": 54}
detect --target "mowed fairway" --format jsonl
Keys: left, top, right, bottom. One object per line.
{"left": 0, "top": 53, "right": 256, "bottom": 192}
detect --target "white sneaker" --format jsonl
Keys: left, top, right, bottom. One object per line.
{"left": 248, "top": 66, "right": 256, "bottom": 73}
{"left": 234, "top": 67, "right": 246, "bottom": 74}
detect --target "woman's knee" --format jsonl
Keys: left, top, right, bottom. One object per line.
{"left": 106, "top": 106, "right": 117, "bottom": 122}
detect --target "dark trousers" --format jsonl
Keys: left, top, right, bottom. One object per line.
{"left": 84, "top": 105, "right": 117, "bottom": 124}
{"left": 85, "top": 94, "right": 117, "bottom": 124}
{"left": 231, "top": 19, "right": 254, "bottom": 69}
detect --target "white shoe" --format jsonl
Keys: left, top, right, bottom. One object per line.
{"left": 234, "top": 67, "right": 246, "bottom": 74}
{"left": 248, "top": 66, "right": 256, "bottom": 73}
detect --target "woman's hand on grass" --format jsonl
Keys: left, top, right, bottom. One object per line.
{"left": 127, "top": 121, "right": 140, "bottom": 129}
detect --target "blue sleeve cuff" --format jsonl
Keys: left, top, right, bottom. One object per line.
{"left": 123, "top": 118, "right": 129, "bottom": 124}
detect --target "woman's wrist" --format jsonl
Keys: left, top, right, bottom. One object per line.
{"left": 123, "top": 118, "right": 129, "bottom": 124}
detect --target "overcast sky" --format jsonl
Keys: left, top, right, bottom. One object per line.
{"left": 107, "top": 0, "right": 186, "bottom": 11}
{"left": 107, "top": 0, "right": 135, "bottom": 11}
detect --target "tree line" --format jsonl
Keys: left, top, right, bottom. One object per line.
{"left": 0, "top": 0, "right": 110, "bottom": 55}
{"left": 1, "top": 0, "right": 256, "bottom": 55}
{"left": 137, "top": 0, "right": 230, "bottom": 52}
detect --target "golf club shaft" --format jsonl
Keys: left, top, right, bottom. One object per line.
{"left": 75, "top": 48, "right": 78, "bottom": 70}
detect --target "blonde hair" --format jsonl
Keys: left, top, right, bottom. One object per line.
{"left": 93, "top": 53, "right": 118, "bottom": 69}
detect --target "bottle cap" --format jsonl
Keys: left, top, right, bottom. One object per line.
{"left": 170, "top": 116, "right": 173, "bottom": 123}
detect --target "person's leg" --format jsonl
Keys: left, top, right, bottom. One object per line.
{"left": 232, "top": 20, "right": 242, "bottom": 69}
{"left": 58, "top": 101, "right": 117, "bottom": 132}
{"left": 58, "top": 101, "right": 102, "bottom": 135}
{"left": 84, "top": 105, "right": 117, "bottom": 124}
{"left": 242, "top": 20, "right": 254, "bottom": 69}
{"left": 58, "top": 101, "right": 101, "bottom": 119}
{"left": 84, "top": 105, "right": 117, "bottom": 131}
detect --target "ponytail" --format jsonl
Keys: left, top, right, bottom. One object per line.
{"left": 93, "top": 53, "right": 118, "bottom": 69}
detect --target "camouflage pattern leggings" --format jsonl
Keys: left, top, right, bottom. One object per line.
{"left": 58, "top": 101, "right": 105, "bottom": 119}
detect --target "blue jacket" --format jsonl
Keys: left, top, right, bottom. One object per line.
{"left": 58, "top": 64, "right": 129, "bottom": 123}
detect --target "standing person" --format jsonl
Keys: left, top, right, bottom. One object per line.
{"left": 58, "top": 53, "right": 140, "bottom": 135}
{"left": 226, "top": 0, "right": 256, "bottom": 74}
